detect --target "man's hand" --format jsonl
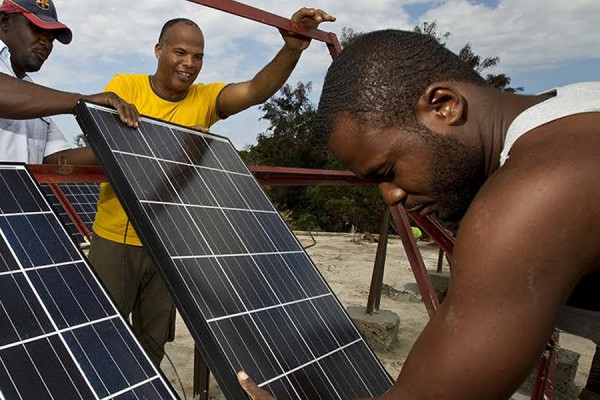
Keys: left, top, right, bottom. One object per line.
{"left": 189, "top": 124, "right": 209, "bottom": 133}
{"left": 237, "top": 371, "right": 277, "bottom": 400}
{"left": 81, "top": 92, "right": 141, "bottom": 128}
{"left": 281, "top": 8, "right": 336, "bottom": 51}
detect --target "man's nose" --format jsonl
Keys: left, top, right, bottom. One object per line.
{"left": 182, "top": 54, "right": 195, "bottom": 66}
{"left": 378, "top": 182, "right": 407, "bottom": 206}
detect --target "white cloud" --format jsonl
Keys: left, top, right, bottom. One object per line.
{"left": 420, "top": 0, "right": 600, "bottom": 73}
{"left": 30, "top": 0, "right": 599, "bottom": 148}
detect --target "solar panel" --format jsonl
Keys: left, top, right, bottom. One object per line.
{"left": 0, "top": 164, "right": 177, "bottom": 400}
{"left": 59, "top": 182, "right": 100, "bottom": 236}
{"left": 75, "top": 101, "right": 393, "bottom": 399}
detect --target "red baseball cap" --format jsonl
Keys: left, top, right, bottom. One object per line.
{"left": 0, "top": 0, "right": 72, "bottom": 44}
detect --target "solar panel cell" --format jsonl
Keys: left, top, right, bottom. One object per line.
{"left": 58, "top": 183, "right": 101, "bottom": 234}
{"left": 1, "top": 334, "right": 96, "bottom": 399}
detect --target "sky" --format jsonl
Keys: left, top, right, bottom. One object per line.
{"left": 34, "top": 0, "right": 600, "bottom": 150}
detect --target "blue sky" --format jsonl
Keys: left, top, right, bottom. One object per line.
{"left": 35, "top": 0, "right": 600, "bottom": 150}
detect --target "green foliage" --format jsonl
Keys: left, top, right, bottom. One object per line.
{"left": 74, "top": 132, "right": 87, "bottom": 148}
{"left": 242, "top": 81, "right": 385, "bottom": 232}
{"left": 244, "top": 81, "right": 327, "bottom": 169}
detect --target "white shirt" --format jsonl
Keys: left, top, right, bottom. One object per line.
{"left": 0, "top": 39, "right": 71, "bottom": 164}
{"left": 500, "top": 82, "right": 600, "bottom": 166}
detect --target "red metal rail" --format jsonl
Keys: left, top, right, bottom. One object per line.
{"left": 185, "top": 0, "right": 342, "bottom": 58}
{"left": 29, "top": 164, "right": 107, "bottom": 183}
{"left": 29, "top": 164, "right": 371, "bottom": 186}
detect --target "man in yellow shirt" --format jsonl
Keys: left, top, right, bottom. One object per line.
{"left": 88, "top": 7, "right": 335, "bottom": 367}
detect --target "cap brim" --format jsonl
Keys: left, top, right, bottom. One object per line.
{"left": 21, "top": 12, "right": 72, "bottom": 44}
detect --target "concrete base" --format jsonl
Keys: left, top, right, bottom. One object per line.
{"left": 347, "top": 306, "right": 400, "bottom": 352}
{"left": 520, "top": 348, "right": 581, "bottom": 400}
{"left": 427, "top": 270, "right": 451, "bottom": 294}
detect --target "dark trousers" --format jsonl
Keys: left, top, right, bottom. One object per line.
{"left": 88, "top": 235, "right": 176, "bottom": 367}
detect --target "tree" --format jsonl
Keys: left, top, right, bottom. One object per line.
{"left": 74, "top": 132, "right": 87, "bottom": 147}
{"left": 240, "top": 81, "right": 327, "bottom": 169}
{"left": 242, "top": 80, "right": 384, "bottom": 233}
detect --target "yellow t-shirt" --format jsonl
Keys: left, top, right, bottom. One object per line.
{"left": 93, "top": 73, "right": 227, "bottom": 246}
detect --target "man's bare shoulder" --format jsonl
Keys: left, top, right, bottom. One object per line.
{"left": 459, "top": 112, "right": 600, "bottom": 276}
{"left": 507, "top": 112, "right": 600, "bottom": 171}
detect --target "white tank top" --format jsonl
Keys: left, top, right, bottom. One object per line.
{"left": 499, "top": 82, "right": 600, "bottom": 166}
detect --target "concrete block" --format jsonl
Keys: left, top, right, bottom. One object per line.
{"left": 519, "top": 348, "right": 580, "bottom": 400}
{"left": 347, "top": 306, "right": 400, "bottom": 352}
{"left": 428, "top": 270, "right": 451, "bottom": 294}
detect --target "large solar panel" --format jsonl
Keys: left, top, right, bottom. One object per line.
{"left": 0, "top": 164, "right": 177, "bottom": 400}
{"left": 75, "top": 101, "right": 393, "bottom": 399}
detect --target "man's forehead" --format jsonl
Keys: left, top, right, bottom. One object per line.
{"left": 163, "top": 23, "right": 203, "bottom": 43}
{"left": 328, "top": 115, "right": 387, "bottom": 175}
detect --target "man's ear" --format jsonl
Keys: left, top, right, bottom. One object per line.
{"left": 154, "top": 43, "right": 163, "bottom": 60}
{"left": 417, "top": 83, "right": 466, "bottom": 129}
{"left": 0, "top": 12, "right": 11, "bottom": 31}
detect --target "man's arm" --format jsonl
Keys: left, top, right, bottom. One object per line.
{"left": 0, "top": 72, "right": 140, "bottom": 128}
{"left": 217, "top": 8, "right": 335, "bottom": 118}
{"left": 43, "top": 147, "right": 97, "bottom": 165}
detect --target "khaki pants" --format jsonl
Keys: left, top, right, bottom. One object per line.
{"left": 88, "top": 235, "right": 176, "bottom": 367}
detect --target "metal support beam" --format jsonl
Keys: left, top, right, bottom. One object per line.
{"left": 47, "top": 183, "right": 92, "bottom": 241}
{"left": 366, "top": 207, "right": 390, "bottom": 314}
{"left": 185, "top": 0, "right": 342, "bottom": 58}
{"left": 390, "top": 205, "right": 440, "bottom": 318}
{"left": 28, "top": 164, "right": 372, "bottom": 186}
{"left": 193, "top": 347, "right": 211, "bottom": 400}
{"left": 531, "top": 329, "right": 560, "bottom": 400}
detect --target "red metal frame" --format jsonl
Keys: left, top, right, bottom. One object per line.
{"left": 531, "top": 329, "right": 560, "bottom": 400}
{"left": 185, "top": 0, "right": 342, "bottom": 58}
{"left": 390, "top": 205, "right": 441, "bottom": 316}
{"left": 29, "top": 164, "right": 371, "bottom": 186}
{"left": 29, "top": 164, "right": 107, "bottom": 184}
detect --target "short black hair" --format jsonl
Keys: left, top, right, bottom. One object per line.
{"left": 158, "top": 18, "right": 200, "bottom": 44}
{"left": 316, "top": 29, "right": 487, "bottom": 139}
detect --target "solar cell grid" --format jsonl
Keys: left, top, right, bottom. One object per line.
{"left": 59, "top": 182, "right": 101, "bottom": 235}
{"left": 0, "top": 164, "right": 177, "bottom": 400}
{"left": 76, "top": 102, "right": 393, "bottom": 399}
{"left": 39, "top": 182, "right": 100, "bottom": 246}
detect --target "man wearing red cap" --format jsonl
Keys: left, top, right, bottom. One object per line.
{"left": 0, "top": 0, "right": 140, "bottom": 163}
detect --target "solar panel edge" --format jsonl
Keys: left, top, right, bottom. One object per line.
{"left": 74, "top": 101, "right": 247, "bottom": 399}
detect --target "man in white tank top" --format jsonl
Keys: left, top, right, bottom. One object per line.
{"left": 239, "top": 30, "right": 600, "bottom": 400}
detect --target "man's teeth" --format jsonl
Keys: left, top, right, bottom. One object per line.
{"left": 177, "top": 72, "right": 191, "bottom": 78}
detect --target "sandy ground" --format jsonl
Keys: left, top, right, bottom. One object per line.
{"left": 160, "top": 233, "right": 595, "bottom": 400}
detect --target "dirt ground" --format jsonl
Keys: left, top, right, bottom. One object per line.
{"left": 160, "top": 233, "right": 595, "bottom": 399}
